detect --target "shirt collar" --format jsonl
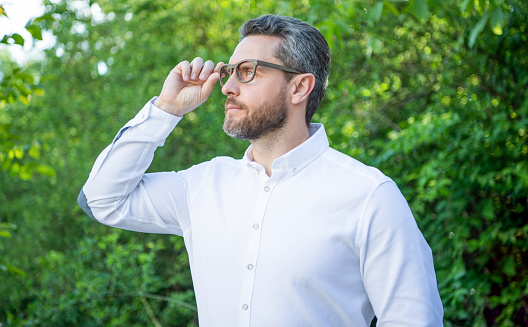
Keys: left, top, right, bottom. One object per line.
{"left": 242, "top": 123, "right": 330, "bottom": 176}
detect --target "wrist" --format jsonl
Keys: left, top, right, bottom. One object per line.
{"left": 153, "top": 97, "right": 183, "bottom": 117}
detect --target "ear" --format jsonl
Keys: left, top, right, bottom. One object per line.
{"left": 290, "top": 73, "right": 316, "bottom": 105}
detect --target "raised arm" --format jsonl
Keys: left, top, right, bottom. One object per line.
{"left": 78, "top": 58, "right": 222, "bottom": 235}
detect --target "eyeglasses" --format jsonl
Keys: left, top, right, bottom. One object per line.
{"left": 218, "top": 59, "right": 302, "bottom": 86}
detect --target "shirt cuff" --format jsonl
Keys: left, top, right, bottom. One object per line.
{"left": 124, "top": 97, "right": 183, "bottom": 141}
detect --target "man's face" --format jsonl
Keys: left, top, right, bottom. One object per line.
{"left": 221, "top": 35, "right": 290, "bottom": 141}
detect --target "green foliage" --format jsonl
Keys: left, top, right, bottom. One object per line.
{"left": 0, "top": 3, "right": 56, "bottom": 280}
{"left": 5, "top": 231, "right": 196, "bottom": 326}
{"left": 1, "top": 0, "right": 527, "bottom": 325}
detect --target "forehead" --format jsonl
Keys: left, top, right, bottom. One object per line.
{"left": 229, "top": 35, "right": 283, "bottom": 64}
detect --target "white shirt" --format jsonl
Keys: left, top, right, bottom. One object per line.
{"left": 80, "top": 99, "right": 444, "bottom": 327}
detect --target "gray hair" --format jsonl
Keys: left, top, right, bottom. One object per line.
{"left": 240, "top": 15, "right": 330, "bottom": 125}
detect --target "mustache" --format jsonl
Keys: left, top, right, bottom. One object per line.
{"left": 225, "top": 97, "right": 248, "bottom": 111}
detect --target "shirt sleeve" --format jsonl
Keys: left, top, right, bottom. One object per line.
{"left": 78, "top": 98, "right": 189, "bottom": 236}
{"left": 357, "top": 180, "right": 444, "bottom": 326}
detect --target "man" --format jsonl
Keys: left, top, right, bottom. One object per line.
{"left": 79, "top": 15, "right": 443, "bottom": 326}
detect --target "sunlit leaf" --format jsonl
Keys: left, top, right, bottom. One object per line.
{"left": 35, "top": 165, "right": 56, "bottom": 177}
{"left": 412, "top": 0, "right": 428, "bottom": 21}
{"left": 0, "top": 230, "right": 11, "bottom": 238}
{"left": 10, "top": 162, "right": 20, "bottom": 176}
{"left": 29, "top": 145, "right": 40, "bottom": 159}
{"left": 369, "top": 2, "right": 383, "bottom": 22}
{"left": 26, "top": 24, "right": 43, "bottom": 40}
{"left": 34, "top": 13, "right": 54, "bottom": 23}
{"left": 6, "top": 265, "right": 26, "bottom": 276}
{"left": 14, "top": 148, "right": 24, "bottom": 160}
{"left": 11, "top": 33, "right": 24, "bottom": 46}
{"left": 490, "top": 7, "right": 504, "bottom": 35}
{"left": 468, "top": 13, "right": 489, "bottom": 48}
{"left": 460, "top": 0, "right": 473, "bottom": 12}
{"left": 19, "top": 95, "right": 30, "bottom": 105}
{"left": 383, "top": 1, "right": 400, "bottom": 16}
{"left": 0, "top": 4, "right": 7, "bottom": 18}
{"left": 33, "top": 88, "right": 45, "bottom": 96}
{"left": 19, "top": 164, "right": 34, "bottom": 180}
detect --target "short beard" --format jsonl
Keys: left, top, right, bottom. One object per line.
{"left": 223, "top": 88, "right": 288, "bottom": 141}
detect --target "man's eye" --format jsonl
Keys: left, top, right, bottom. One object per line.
{"left": 239, "top": 67, "right": 254, "bottom": 77}
{"left": 245, "top": 69, "right": 254, "bottom": 77}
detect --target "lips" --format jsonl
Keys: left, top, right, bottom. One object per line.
{"left": 225, "top": 98, "right": 247, "bottom": 114}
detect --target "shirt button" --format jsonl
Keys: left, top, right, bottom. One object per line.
{"left": 247, "top": 264, "right": 254, "bottom": 270}
{"left": 242, "top": 304, "right": 249, "bottom": 310}
{"left": 253, "top": 223, "right": 260, "bottom": 230}
{"left": 291, "top": 167, "right": 297, "bottom": 173}
{"left": 264, "top": 186, "right": 270, "bottom": 192}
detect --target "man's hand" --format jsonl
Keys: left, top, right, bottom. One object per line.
{"left": 154, "top": 57, "right": 223, "bottom": 117}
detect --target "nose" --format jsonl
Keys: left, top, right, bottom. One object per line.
{"left": 221, "top": 73, "right": 240, "bottom": 97}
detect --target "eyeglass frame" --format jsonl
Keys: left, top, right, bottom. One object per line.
{"left": 218, "top": 59, "right": 303, "bottom": 86}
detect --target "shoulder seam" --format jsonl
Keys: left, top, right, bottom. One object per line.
{"left": 355, "top": 179, "right": 396, "bottom": 250}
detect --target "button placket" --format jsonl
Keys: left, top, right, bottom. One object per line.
{"left": 238, "top": 179, "right": 277, "bottom": 327}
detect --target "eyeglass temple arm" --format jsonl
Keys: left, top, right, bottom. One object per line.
{"left": 256, "top": 60, "right": 302, "bottom": 74}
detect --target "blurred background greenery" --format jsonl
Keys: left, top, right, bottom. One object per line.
{"left": 1, "top": 0, "right": 526, "bottom": 326}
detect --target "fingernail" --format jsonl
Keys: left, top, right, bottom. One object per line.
{"left": 184, "top": 75, "right": 189, "bottom": 80}
{"left": 192, "top": 74, "right": 197, "bottom": 79}
{"left": 200, "top": 74, "right": 206, "bottom": 80}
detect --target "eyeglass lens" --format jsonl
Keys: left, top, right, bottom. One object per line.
{"left": 220, "top": 61, "right": 256, "bottom": 86}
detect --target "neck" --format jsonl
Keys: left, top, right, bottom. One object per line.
{"left": 250, "top": 121, "right": 310, "bottom": 177}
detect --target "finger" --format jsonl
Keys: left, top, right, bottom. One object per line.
{"left": 199, "top": 60, "right": 216, "bottom": 80}
{"left": 201, "top": 71, "right": 220, "bottom": 97}
{"left": 177, "top": 60, "right": 191, "bottom": 81}
{"left": 190, "top": 57, "right": 204, "bottom": 80}
{"left": 214, "top": 61, "right": 224, "bottom": 73}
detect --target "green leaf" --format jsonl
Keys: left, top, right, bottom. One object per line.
{"left": 26, "top": 24, "right": 43, "bottom": 41}
{"left": 460, "top": 0, "right": 473, "bottom": 12}
{"left": 6, "top": 265, "right": 26, "bottom": 276}
{"left": 33, "top": 88, "right": 45, "bottom": 96}
{"left": 11, "top": 33, "right": 24, "bottom": 46}
{"left": 383, "top": 1, "right": 400, "bottom": 16}
{"left": 0, "top": 4, "right": 7, "bottom": 18}
{"left": 490, "top": 7, "right": 504, "bottom": 35}
{"left": 412, "top": 0, "right": 428, "bottom": 21}
{"left": 0, "top": 230, "right": 11, "bottom": 238}
{"left": 29, "top": 145, "right": 40, "bottom": 159}
{"left": 468, "top": 13, "right": 489, "bottom": 48}
{"left": 9, "top": 162, "right": 20, "bottom": 176}
{"left": 19, "top": 164, "right": 34, "bottom": 180}
{"left": 19, "top": 95, "right": 30, "bottom": 105}
{"left": 482, "top": 200, "right": 495, "bottom": 220}
{"left": 14, "top": 148, "right": 24, "bottom": 160}
{"left": 369, "top": 2, "right": 383, "bottom": 22}
{"left": 503, "top": 257, "right": 517, "bottom": 277}
{"left": 35, "top": 165, "right": 56, "bottom": 177}
{"left": 0, "top": 222, "right": 17, "bottom": 230}
{"left": 34, "top": 13, "right": 54, "bottom": 23}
